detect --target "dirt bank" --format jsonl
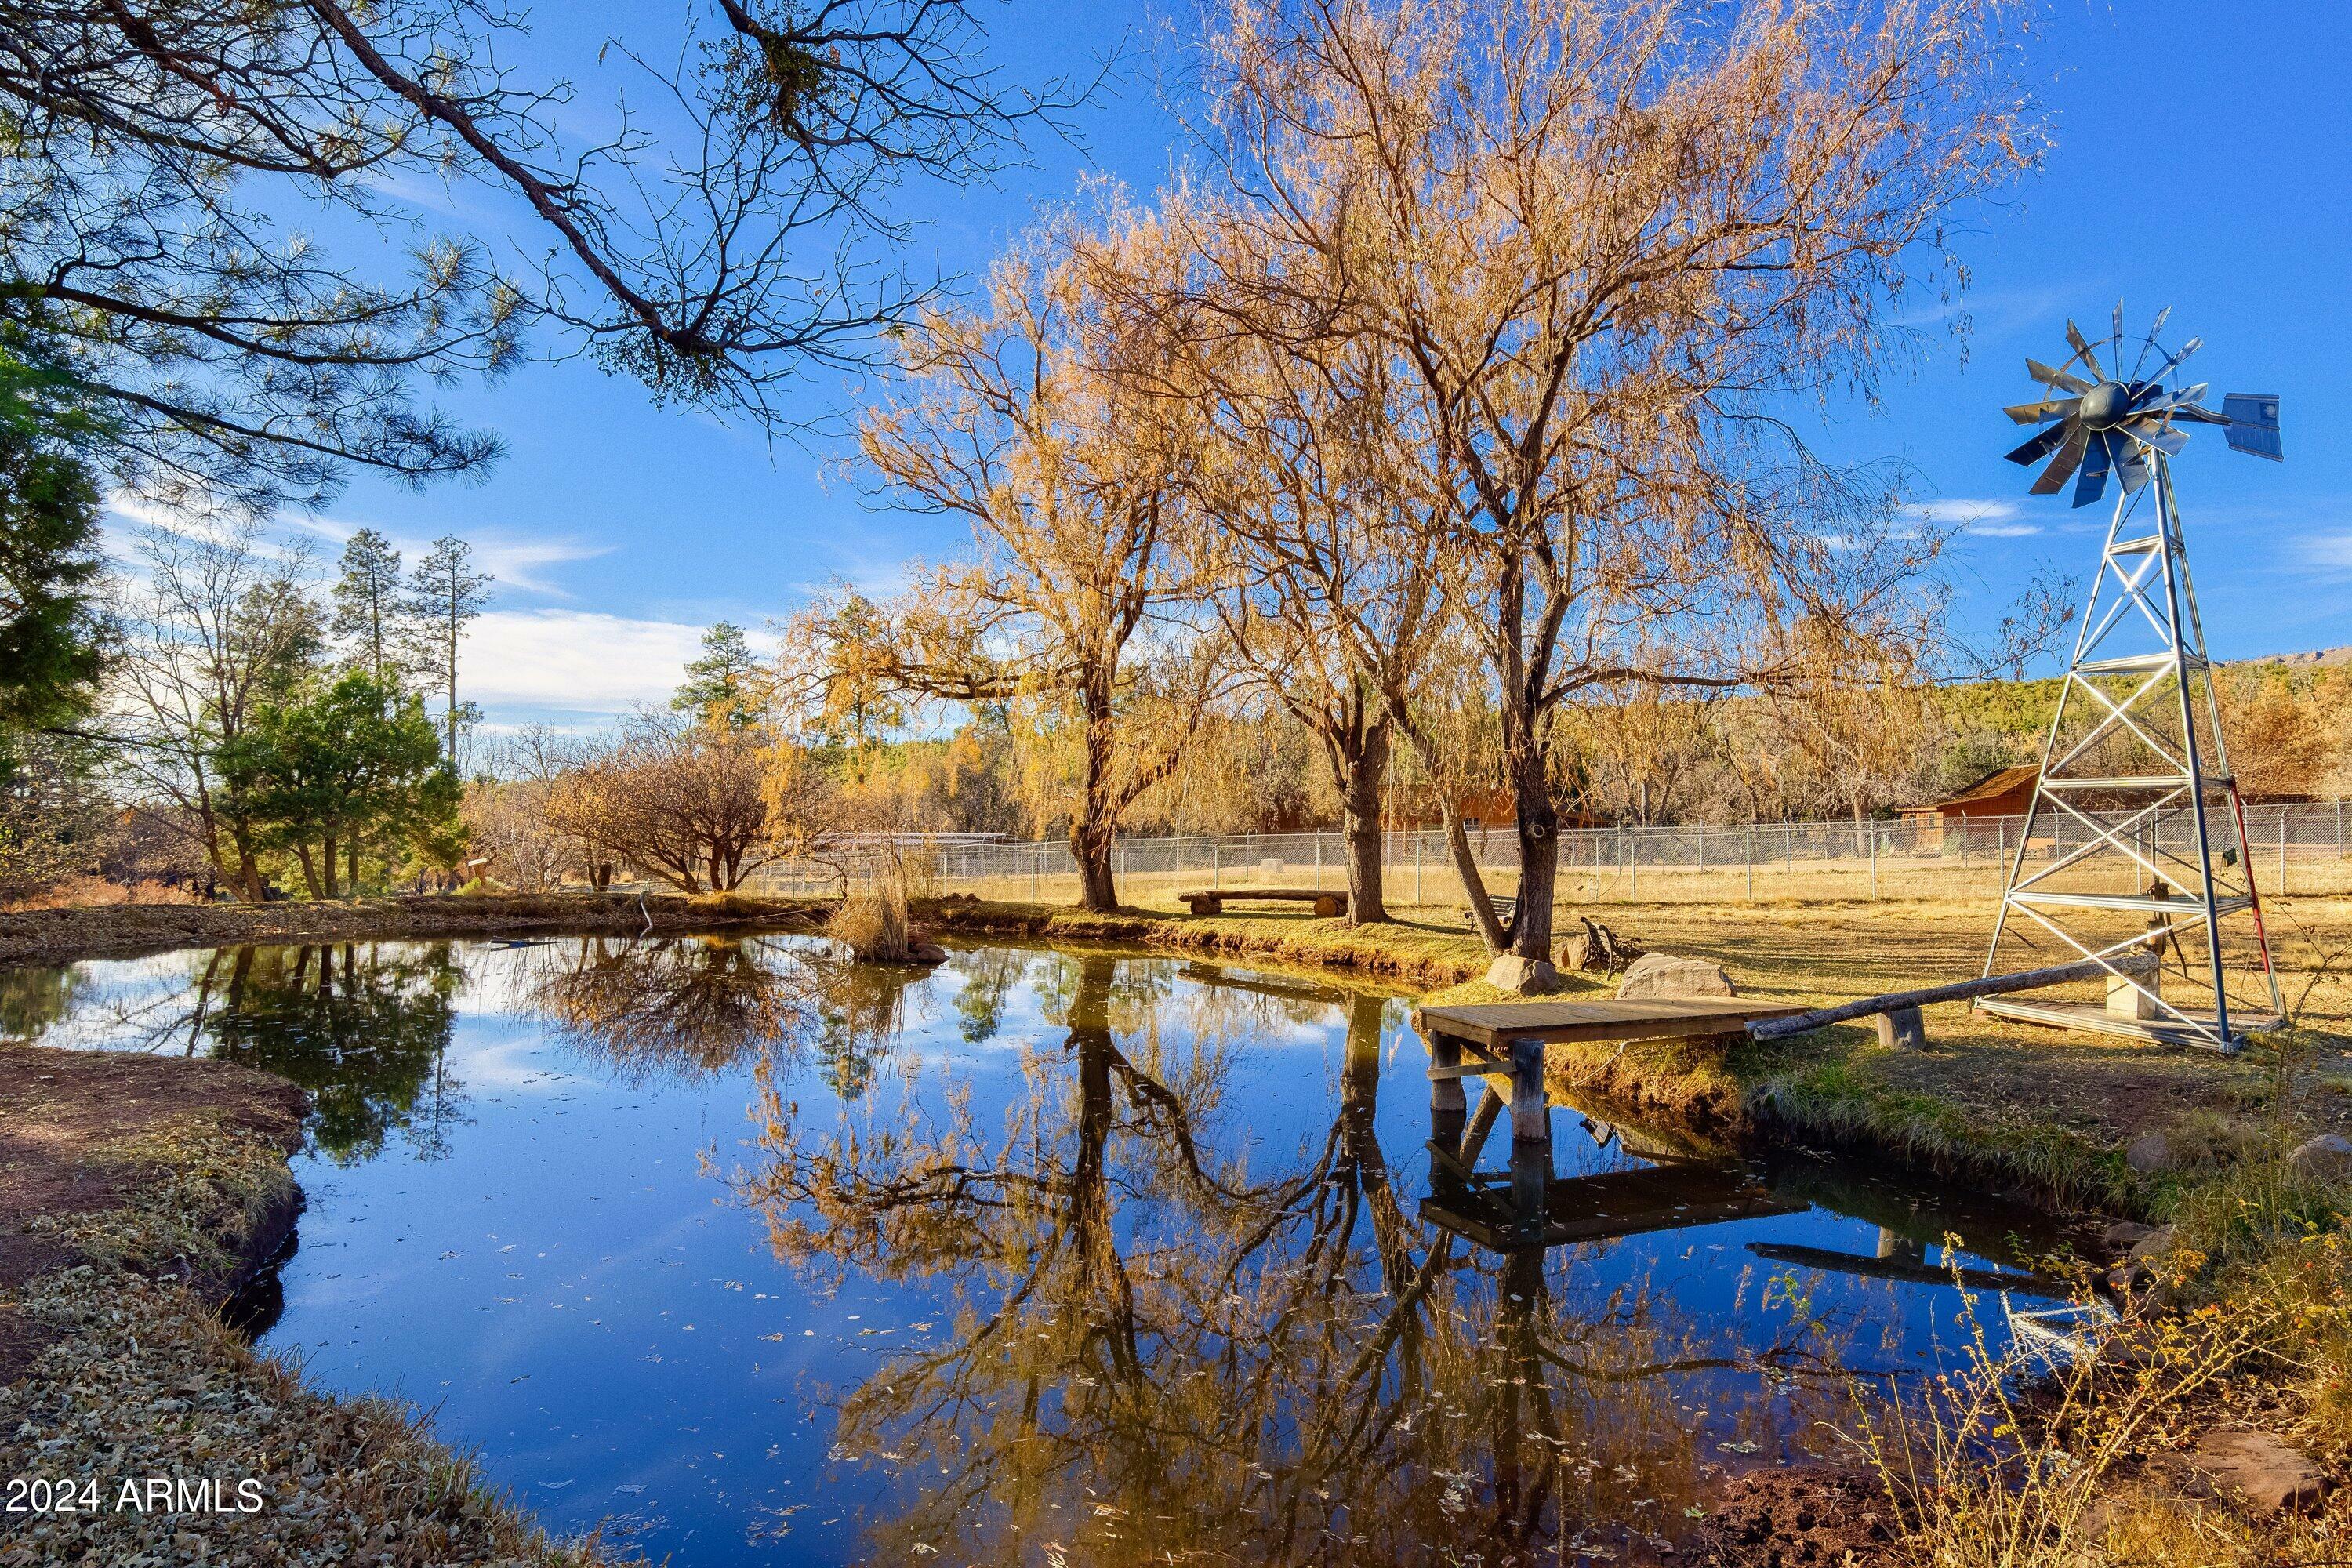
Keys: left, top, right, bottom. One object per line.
{"left": 0, "top": 1042, "right": 626, "bottom": 1565}
{"left": 0, "top": 889, "right": 830, "bottom": 968}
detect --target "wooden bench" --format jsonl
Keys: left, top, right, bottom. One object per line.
{"left": 1461, "top": 895, "right": 1517, "bottom": 928}
{"left": 1179, "top": 887, "right": 1348, "bottom": 918}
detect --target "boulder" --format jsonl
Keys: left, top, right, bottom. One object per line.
{"left": 1560, "top": 931, "right": 1597, "bottom": 971}
{"left": 2128, "top": 1224, "right": 2176, "bottom": 1261}
{"left": 908, "top": 941, "right": 950, "bottom": 965}
{"left": 1485, "top": 955, "right": 1560, "bottom": 996}
{"left": 2189, "top": 1430, "right": 2328, "bottom": 1516}
{"left": 2100, "top": 1220, "right": 2158, "bottom": 1252}
{"left": 1614, "top": 952, "right": 1737, "bottom": 1000}
{"left": 2124, "top": 1131, "right": 2176, "bottom": 1174}
{"left": 2289, "top": 1133, "right": 2352, "bottom": 1185}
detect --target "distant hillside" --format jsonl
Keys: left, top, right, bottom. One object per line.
{"left": 2231, "top": 645, "right": 2352, "bottom": 670}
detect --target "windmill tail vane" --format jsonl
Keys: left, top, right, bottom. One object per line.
{"left": 2001, "top": 303, "right": 2281, "bottom": 508}
{"left": 1979, "top": 303, "right": 2285, "bottom": 1053}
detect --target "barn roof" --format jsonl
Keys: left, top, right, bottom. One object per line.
{"left": 1908, "top": 764, "right": 2040, "bottom": 814}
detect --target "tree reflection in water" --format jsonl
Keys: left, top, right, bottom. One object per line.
{"left": 524, "top": 932, "right": 942, "bottom": 1102}
{"left": 200, "top": 943, "right": 463, "bottom": 1163}
{"left": 529, "top": 934, "right": 816, "bottom": 1083}
{"left": 732, "top": 952, "right": 1855, "bottom": 1565}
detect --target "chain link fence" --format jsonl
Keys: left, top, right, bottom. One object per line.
{"left": 751, "top": 800, "right": 2352, "bottom": 907}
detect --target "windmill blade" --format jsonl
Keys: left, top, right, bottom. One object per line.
{"left": 2029, "top": 424, "right": 2090, "bottom": 495}
{"left": 2169, "top": 404, "right": 2231, "bottom": 426}
{"left": 2128, "top": 306, "right": 2172, "bottom": 380}
{"left": 2132, "top": 380, "right": 2208, "bottom": 414}
{"left": 2072, "top": 429, "right": 2114, "bottom": 508}
{"left": 2005, "top": 421, "right": 2076, "bottom": 465}
{"left": 2027, "top": 358, "right": 2092, "bottom": 394}
{"left": 2118, "top": 448, "right": 2153, "bottom": 494}
{"left": 2124, "top": 419, "right": 2190, "bottom": 456}
{"left": 2144, "top": 335, "right": 2202, "bottom": 386}
{"left": 2065, "top": 319, "right": 2105, "bottom": 380}
{"left": 2111, "top": 302, "right": 2125, "bottom": 376}
{"left": 2222, "top": 392, "right": 2284, "bottom": 460}
{"left": 2005, "top": 397, "right": 2078, "bottom": 425}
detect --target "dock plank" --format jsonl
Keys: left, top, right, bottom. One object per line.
{"left": 1411, "top": 996, "right": 1809, "bottom": 1050}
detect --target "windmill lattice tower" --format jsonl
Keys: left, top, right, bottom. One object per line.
{"left": 1977, "top": 306, "right": 2284, "bottom": 1052}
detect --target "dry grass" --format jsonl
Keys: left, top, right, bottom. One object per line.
{"left": 0, "top": 874, "right": 204, "bottom": 912}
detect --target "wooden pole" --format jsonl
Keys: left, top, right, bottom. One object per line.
{"left": 1750, "top": 953, "right": 2158, "bottom": 1040}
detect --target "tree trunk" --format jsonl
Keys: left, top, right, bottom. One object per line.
{"left": 228, "top": 826, "right": 266, "bottom": 903}
{"left": 346, "top": 837, "right": 360, "bottom": 896}
{"left": 1072, "top": 675, "right": 1120, "bottom": 913}
{"left": 292, "top": 844, "right": 324, "bottom": 900}
{"left": 1338, "top": 717, "right": 1391, "bottom": 925}
{"left": 320, "top": 834, "right": 340, "bottom": 898}
{"left": 1508, "top": 739, "right": 1559, "bottom": 961}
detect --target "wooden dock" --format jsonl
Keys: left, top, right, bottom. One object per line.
{"left": 1412, "top": 996, "right": 1810, "bottom": 1054}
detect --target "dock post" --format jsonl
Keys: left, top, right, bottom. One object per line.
{"left": 1508, "top": 1036, "right": 1549, "bottom": 1145}
{"left": 1508, "top": 1036, "right": 1552, "bottom": 1238}
{"left": 1429, "top": 1031, "right": 1466, "bottom": 1149}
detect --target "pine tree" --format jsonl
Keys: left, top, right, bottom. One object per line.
{"left": 403, "top": 537, "right": 492, "bottom": 764}
{"left": 331, "top": 529, "right": 405, "bottom": 684}
{"left": 672, "top": 622, "right": 763, "bottom": 730}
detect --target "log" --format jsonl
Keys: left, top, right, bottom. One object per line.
{"left": 1749, "top": 953, "right": 2157, "bottom": 1041}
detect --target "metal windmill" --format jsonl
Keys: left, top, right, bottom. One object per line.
{"left": 1977, "top": 305, "right": 2284, "bottom": 1052}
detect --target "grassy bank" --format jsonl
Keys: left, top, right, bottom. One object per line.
{"left": 0, "top": 1042, "right": 627, "bottom": 1566}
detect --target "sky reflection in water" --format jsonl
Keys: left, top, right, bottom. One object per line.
{"left": 8, "top": 935, "right": 2080, "bottom": 1566}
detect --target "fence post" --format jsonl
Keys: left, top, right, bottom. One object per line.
{"left": 1315, "top": 835, "right": 1323, "bottom": 891}
{"left": 1029, "top": 844, "right": 1040, "bottom": 906}
{"left": 1745, "top": 827, "right": 1754, "bottom": 901}
{"left": 1628, "top": 829, "right": 1638, "bottom": 903}
{"left": 1414, "top": 832, "right": 1425, "bottom": 905}
{"left": 1869, "top": 829, "right": 1878, "bottom": 900}
{"left": 2280, "top": 813, "right": 2288, "bottom": 896}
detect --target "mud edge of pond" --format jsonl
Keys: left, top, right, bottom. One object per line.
{"left": 0, "top": 1043, "right": 626, "bottom": 1566}
{"left": 0, "top": 889, "right": 835, "bottom": 968}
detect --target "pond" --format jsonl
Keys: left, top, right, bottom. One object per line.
{"left": 5, "top": 935, "right": 2085, "bottom": 1566}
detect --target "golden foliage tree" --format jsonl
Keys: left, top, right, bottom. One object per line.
{"left": 1193, "top": 0, "right": 2038, "bottom": 957}
{"left": 851, "top": 203, "right": 1224, "bottom": 911}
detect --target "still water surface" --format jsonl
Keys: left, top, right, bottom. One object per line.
{"left": 7, "top": 935, "right": 2081, "bottom": 1565}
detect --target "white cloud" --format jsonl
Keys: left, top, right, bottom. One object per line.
{"left": 460, "top": 609, "right": 775, "bottom": 715}
{"left": 2299, "top": 533, "right": 2352, "bottom": 575}
{"left": 1903, "top": 497, "right": 2040, "bottom": 538}
{"left": 295, "top": 515, "right": 610, "bottom": 597}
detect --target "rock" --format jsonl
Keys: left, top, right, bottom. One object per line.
{"left": 1560, "top": 931, "right": 1595, "bottom": 971}
{"left": 1873, "top": 1006, "right": 1926, "bottom": 1051}
{"left": 2188, "top": 1430, "right": 2328, "bottom": 1516}
{"left": 2128, "top": 1225, "right": 2176, "bottom": 1261}
{"left": 1485, "top": 955, "right": 1560, "bottom": 996}
{"left": 1614, "top": 952, "right": 1737, "bottom": 1000}
{"left": 2100, "top": 1220, "right": 2158, "bottom": 1252}
{"left": 908, "top": 941, "right": 949, "bottom": 964}
{"left": 2288, "top": 1133, "right": 2352, "bottom": 1184}
{"left": 2124, "top": 1131, "right": 2176, "bottom": 1174}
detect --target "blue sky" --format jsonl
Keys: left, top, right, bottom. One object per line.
{"left": 115, "top": 1, "right": 2352, "bottom": 729}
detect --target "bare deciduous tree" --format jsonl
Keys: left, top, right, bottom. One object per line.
{"left": 112, "top": 519, "right": 322, "bottom": 899}
{"left": 851, "top": 205, "right": 1224, "bottom": 911}
{"left": 1116, "top": 203, "right": 1452, "bottom": 923}
{"left": 543, "top": 713, "right": 775, "bottom": 894}
{"left": 1194, "top": 0, "right": 2038, "bottom": 958}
